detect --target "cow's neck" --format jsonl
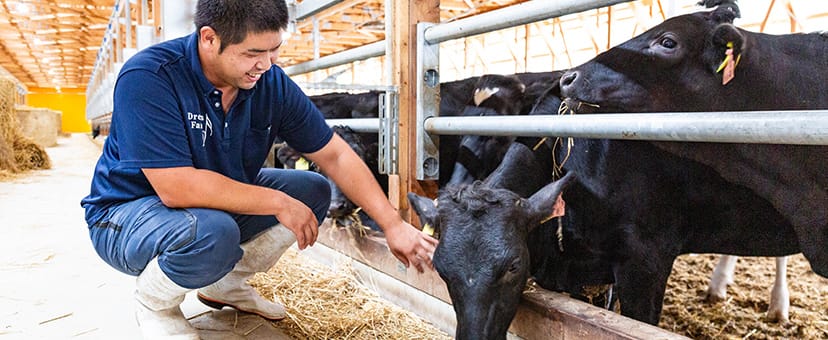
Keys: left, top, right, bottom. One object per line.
{"left": 717, "top": 31, "right": 828, "bottom": 110}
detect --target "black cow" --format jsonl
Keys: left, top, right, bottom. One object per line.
{"left": 448, "top": 74, "right": 530, "bottom": 185}
{"left": 407, "top": 4, "right": 827, "bottom": 335}
{"left": 448, "top": 72, "right": 564, "bottom": 185}
{"left": 327, "top": 125, "right": 384, "bottom": 231}
{"left": 559, "top": 0, "right": 828, "bottom": 280}
{"left": 408, "top": 89, "right": 615, "bottom": 340}
{"left": 408, "top": 141, "right": 577, "bottom": 340}
{"left": 410, "top": 120, "right": 800, "bottom": 338}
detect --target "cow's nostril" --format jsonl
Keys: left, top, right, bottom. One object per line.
{"left": 560, "top": 71, "right": 578, "bottom": 88}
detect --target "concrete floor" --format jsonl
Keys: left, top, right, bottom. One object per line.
{"left": 0, "top": 134, "right": 292, "bottom": 339}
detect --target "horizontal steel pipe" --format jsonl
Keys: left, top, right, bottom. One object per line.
{"left": 326, "top": 118, "right": 380, "bottom": 133}
{"left": 423, "top": 111, "right": 828, "bottom": 145}
{"left": 282, "top": 41, "right": 385, "bottom": 76}
{"left": 424, "top": 0, "right": 633, "bottom": 44}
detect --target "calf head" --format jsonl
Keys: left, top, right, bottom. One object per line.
{"left": 559, "top": 3, "right": 742, "bottom": 112}
{"left": 472, "top": 74, "right": 526, "bottom": 115}
{"left": 408, "top": 169, "right": 573, "bottom": 340}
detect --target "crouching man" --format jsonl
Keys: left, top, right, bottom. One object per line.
{"left": 80, "top": 0, "right": 437, "bottom": 338}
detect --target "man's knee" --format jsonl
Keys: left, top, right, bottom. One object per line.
{"left": 160, "top": 209, "right": 243, "bottom": 288}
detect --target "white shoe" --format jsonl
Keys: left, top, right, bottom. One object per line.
{"left": 135, "top": 258, "right": 199, "bottom": 339}
{"left": 197, "top": 225, "right": 295, "bottom": 320}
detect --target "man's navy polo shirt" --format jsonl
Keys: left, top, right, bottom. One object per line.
{"left": 81, "top": 32, "right": 333, "bottom": 224}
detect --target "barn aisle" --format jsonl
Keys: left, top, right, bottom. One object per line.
{"left": 0, "top": 133, "right": 140, "bottom": 339}
{"left": 0, "top": 134, "right": 293, "bottom": 339}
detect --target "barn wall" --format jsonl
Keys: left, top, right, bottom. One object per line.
{"left": 26, "top": 88, "right": 89, "bottom": 133}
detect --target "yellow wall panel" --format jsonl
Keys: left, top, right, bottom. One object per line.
{"left": 26, "top": 88, "right": 89, "bottom": 133}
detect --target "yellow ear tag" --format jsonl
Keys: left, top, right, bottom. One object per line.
{"left": 716, "top": 42, "right": 740, "bottom": 85}
{"left": 295, "top": 157, "right": 310, "bottom": 170}
{"left": 422, "top": 223, "right": 435, "bottom": 236}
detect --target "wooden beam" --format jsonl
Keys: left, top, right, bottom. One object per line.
{"left": 392, "top": 0, "right": 440, "bottom": 217}
{"left": 510, "top": 289, "right": 690, "bottom": 340}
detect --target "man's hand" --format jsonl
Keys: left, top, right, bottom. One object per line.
{"left": 275, "top": 195, "right": 319, "bottom": 250}
{"left": 384, "top": 220, "right": 439, "bottom": 273}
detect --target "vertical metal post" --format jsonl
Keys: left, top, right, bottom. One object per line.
{"left": 415, "top": 22, "right": 441, "bottom": 180}
{"left": 379, "top": 91, "right": 399, "bottom": 175}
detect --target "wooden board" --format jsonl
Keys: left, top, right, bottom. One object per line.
{"left": 316, "top": 221, "right": 689, "bottom": 339}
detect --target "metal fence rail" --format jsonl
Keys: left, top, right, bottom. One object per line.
{"left": 329, "top": 110, "right": 828, "bottom": 145}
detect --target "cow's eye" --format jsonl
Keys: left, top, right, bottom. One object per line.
{"left": 659, "top": 37, "right": 677, "bottom": 49}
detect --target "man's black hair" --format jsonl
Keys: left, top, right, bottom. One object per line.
{"left": 195, "top": 0, "right": 289, "bottom": 52}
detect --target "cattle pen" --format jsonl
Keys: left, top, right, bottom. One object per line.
{"left": 1, "top": 0, "right": 826, "bottom": 339}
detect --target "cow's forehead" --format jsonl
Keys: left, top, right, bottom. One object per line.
{"left": 595, "top": 11, "right": 714, "bottom": 67}
{"left": 641, "top": 11, "right": 711, "bottom": 39}
{"left": 437, "top": 186, "right": 524, "bottom": 219}
{"left": 436, "top": 190, "right": 529, "bottom": 245}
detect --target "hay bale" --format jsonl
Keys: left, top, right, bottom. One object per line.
{"left": 0, "top": 134, "right": 18, "bottom": 175}
{"left": 0, "top": 77, "right": 50, "bottom": 177}
{"left": 16, "top": 106, "right": 58, "bottom": 147}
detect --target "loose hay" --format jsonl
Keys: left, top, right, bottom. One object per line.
{"left": 249, "top": 249, "right": 451, "bottom": 340}
{"left": 660, "top": 254, "right": 828, "bottom": 339}
{"left": 12, "top": 136, "right": 50, "bottom": 170}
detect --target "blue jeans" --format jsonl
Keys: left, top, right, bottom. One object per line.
{"left": 88, "top": 168, "right": 330, "bottom": 289}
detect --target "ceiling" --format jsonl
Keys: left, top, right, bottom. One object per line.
{"left": 0, "top": 0, "right": 528, "bottom": 91}
{"left": 0, "top": 0, "right": 116, "bottom": 90}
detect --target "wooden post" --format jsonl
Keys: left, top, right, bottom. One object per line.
{"left": 391, "top": 0, "right": 440, "bottom": 221}
{"left": 152, "top": 0, "right": 163, "bottom": 40}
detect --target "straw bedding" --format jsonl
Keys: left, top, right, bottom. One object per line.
{"left": 661, "top": 253, "right": 828, "bottom": 339}
{"left": 253, "top": 244, "right": 826, "bottom": 339}
{"left": 250, "top": 249, "right": 451, "bottom": 340}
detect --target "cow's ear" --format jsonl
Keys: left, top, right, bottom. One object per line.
{"left": 706, "top": 23, "right": 745, "bottom": 73}
{"left": 525, "top": 172, "right": 576, "bottom": 231}
{"left": 407, "top": 192, "right": 441, "bottom": 236}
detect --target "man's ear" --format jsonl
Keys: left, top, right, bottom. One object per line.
{"left": 199, "top": 26, "right": 220, "bottom": 50}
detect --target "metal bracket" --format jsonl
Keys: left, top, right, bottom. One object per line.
{"left": 415, "top": 22, "right": 441, "bottom": 180}
{"left": 379, "top": 91, "right": 399, "bottom": 175}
